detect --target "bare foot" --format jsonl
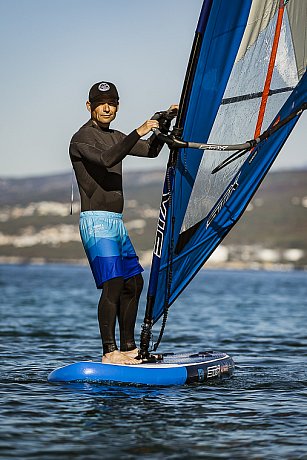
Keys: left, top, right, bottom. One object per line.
{"left": 102, "top": 350, "right": 141, "bottom": 365}
{"left": 121, "top": 348, "right": 139, "bottom": 359}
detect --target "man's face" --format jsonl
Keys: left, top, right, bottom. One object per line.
{"left": 87, "top": 101, "right": 118, "bottom": 126}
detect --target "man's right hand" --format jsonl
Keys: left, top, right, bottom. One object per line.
{"left": 136, "top": 119, "right": 160, "bottom": 137}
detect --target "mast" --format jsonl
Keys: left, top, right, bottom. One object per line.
{"left": 140, "top": 1, "right": 214, "bottom": 358}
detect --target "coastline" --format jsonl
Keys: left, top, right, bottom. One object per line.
{"left": 1, "top": 255, "right": 305, "bottom": 272}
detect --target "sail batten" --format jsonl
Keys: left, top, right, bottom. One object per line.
{"left": 141, "top": 0, "right": 307, "bottom": 352}
{"left": 221, "top": 86, "right": 294, "bottom": 105}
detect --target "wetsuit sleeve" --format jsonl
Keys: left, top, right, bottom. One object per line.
{"left": 129, "top": 116, "right": 172, "bottom": 158}
{"left": 70, "top": 129, "right": 141, "bottom": 168}
{"left": 128, "top": 135, "right": 164, "bottom": 158}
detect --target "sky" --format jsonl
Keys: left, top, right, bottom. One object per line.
{"left": 0, "top": 0, "right": 306, "bottom": 178}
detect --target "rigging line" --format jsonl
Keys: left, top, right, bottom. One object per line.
{"left": 211, "top": 148, "right": 250, "bottom": 174}
{"left": 254, "top": 0, "right": 285, "bottom": 137}
{"left": 221, "top": 86, "right": 294, "bottom": 105}
{"left": 70, "top": 169, "right": 74, "bottom": 215}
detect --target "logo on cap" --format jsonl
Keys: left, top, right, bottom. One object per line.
{"left": 98, "top": 82, "right": 110, "bottom": 92}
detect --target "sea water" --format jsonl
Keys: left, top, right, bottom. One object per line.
{"left": 0, "top": 264, "right": 306, "bottom": 460}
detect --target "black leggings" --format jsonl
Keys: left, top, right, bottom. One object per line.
{"left": 98, "top": 274, "right": 144, "bottom": 355}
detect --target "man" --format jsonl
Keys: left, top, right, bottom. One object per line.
{"left": 69, "top": 81, "right": 177, "bottom": 365}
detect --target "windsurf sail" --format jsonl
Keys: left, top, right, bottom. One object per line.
{"left": 140, "top": 0, "right": 307, "bottom": 356}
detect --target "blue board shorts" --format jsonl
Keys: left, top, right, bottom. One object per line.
{"left": 79, "top": 211, "right": 143, "bottom": 288}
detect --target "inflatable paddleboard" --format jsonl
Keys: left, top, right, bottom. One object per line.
{"left": 48, "top": 351, "right": 234, "bottom": 386}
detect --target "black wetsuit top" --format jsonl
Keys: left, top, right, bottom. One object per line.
{"left": 69, "top": 120, "right": 166, "bottom": 213}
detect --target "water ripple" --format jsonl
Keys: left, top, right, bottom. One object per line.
{"left": 0, "top": 265, "right": 307, "bottom": 459}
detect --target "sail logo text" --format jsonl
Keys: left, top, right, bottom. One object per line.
{"left": 206, "top": 172, "right": 241, "bottom": 229}
{"left": 153, "top": 192, "right": 169, "bottom": 258}
{"left": 199, "top": 144, "right": 229, "bottom": 151}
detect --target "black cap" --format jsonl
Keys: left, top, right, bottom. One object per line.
{"left": 89, "top": 81, "right": 119, "bottom": 107}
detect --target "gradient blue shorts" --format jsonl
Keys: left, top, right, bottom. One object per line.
{"left": 79, "top": 211, "right": 143, "bottom": 288}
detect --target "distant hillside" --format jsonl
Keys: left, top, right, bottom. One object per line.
{"left": 0, "top": 168, "right": 306, "bottom": 268}
{"left": 224, "top": 169, "right": 307, "bottom": 250}
{"left": 0, "top": 174, "right": 73, "bottom": 206}
{"left": 0, "top": 170, "right": 165, "bottom": 206}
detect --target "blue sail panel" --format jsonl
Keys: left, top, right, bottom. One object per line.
{"left": 149, "top": 0, "right": 253, "bottom": 323}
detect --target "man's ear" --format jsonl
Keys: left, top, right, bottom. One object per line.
{"left": 86, "top": 101, "right": 91, "bottom": 113}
